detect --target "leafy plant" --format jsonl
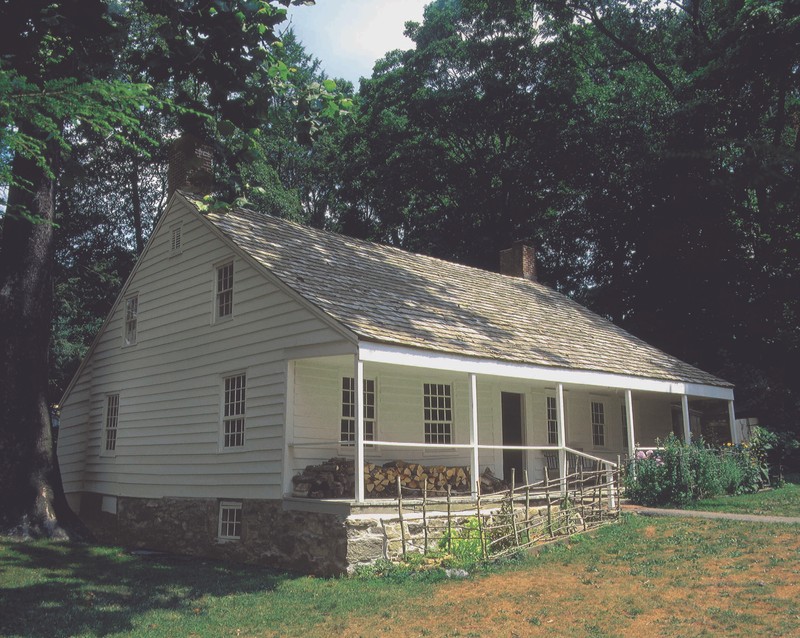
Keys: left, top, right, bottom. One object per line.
{"left": 625, "top": 434, "right": 768, "bottom": 507}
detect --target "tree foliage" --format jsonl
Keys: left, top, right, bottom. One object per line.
{"left": 334, "top": 0, "right": 799, "bottom": 430}
{"left": 0, "top": 0, "right": 330, "bottom": 535}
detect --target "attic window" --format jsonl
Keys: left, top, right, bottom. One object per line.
{"left": 215, "top": 261, "right": 234, "bottom": 320}
{"left": 170, "top": 224, "right": 183, "bottom": 254}
{"left": 124, "top": 295, "right": 138, "bottom": 346}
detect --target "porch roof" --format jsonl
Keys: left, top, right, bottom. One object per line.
{"left": 195, "top": 196, "right": 731, "bottom": 389}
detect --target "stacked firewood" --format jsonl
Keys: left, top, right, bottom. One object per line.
{"left": 365, "top": 460, "right": 470, "bottom": 496}
{"left": 291, "top": 458, "right": 508, "bottom": 499}
{"left": 291, "top": 458, "right": 355, "bottom": 499}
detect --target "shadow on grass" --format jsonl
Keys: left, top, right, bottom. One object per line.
{"left": 0, "top": 540, "right": 295, "bottom": 638}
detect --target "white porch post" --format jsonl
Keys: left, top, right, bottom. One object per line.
{"left": 556, "top": 382, "right": 567, "bottom": 493}
{"left": 354, "top": 357, "right": 365, "bottom": 503}
{"left": 625, "top": 389, "right": 636, "bottom": 459}
{"left": 681, "top": 394, "right": 691, "bottom": 443}
{"left": 468, "top": 373, "right": 479, "bottom": 498}
{"left": 728, "top": 400, "right": 738, "bottom": 444}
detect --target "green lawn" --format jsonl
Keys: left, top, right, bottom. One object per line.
{"left": 2, "top": 513, "right": 799, "bottom": 638}
{"left": 687, "top": 481, "right": 800, "bottom": 517}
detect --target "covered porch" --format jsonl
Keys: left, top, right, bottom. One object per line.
{"left": 282, "top": 342, "right": 737, "bottom": 504}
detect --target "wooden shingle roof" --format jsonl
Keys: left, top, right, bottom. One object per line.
{"left": 197, "top": 198, "right": 730, "bottom": 388}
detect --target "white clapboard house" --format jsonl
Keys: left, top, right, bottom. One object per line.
{"left": 58, "top": 149, "right": 736, "bottom": 573}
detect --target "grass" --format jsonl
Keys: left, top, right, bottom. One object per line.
{"left": 2, "top": 512, "right": 800, "bottom": 637}
{"left": 685, "top": 481, "right": 800, "bottom": 517}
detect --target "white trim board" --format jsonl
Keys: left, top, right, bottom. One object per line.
{"left": 358, "top": 342, "right": 734, "bottom": 401}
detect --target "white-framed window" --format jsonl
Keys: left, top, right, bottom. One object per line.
{"left": 218, "top": 501, "right": 242, "bottom": 540}
{"left": 340, "top": 377, "right": 376, "bottom": 445}
{"left": 591, "top": 401, "right": 605, "bottom": 447}
{"left": 423, "top": 383, "right": 453, "bottom": 444}
{"left": 123, "top": 295, "right": 138, "bottom": 346}
{"left": 170, "top": 224, "right": 183, "bottom": 254}
{"left": 546, "top": 396, "right": 558, "bottom": 445}
{"left": 215, "top": 261, "right": 234, "bottom": 320}
{"left": 621, "top": 404, "right": 629, "bottom": 450}
{"left": 103, "top": 394, "right": 120, "bottom": 454}
{"left": 222, "top": 373, "right": 246, "bottom": 448}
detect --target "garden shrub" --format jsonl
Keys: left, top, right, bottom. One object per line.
{"left": 625, "top": 434, "right": 767, "bottom": 506}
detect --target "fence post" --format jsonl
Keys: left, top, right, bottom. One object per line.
{"left": 510, "top": 467, "right": 519, "bottom": 546}
{"left": 446, "top": 484, "right": 452, "bottom": 554}
{"left": 422, "top": 480, "right": 428, "bottom": 555}
{"left": 396, "top": 475, "right": 406, "bottom": 560}
{"left": 476, "top": 480, "right": 487, "bottom": 561}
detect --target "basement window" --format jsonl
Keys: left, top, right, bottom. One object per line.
{"left": 340, "top": 377, "right": 376, "bottom": 445}
{"left": 423, "top": 383, "right": 453, "bottom": 445}
{"left": 218, "top": 501, "right": 242, "bottom": 540}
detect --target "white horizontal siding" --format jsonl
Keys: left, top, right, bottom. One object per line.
{"left": 59, "top": 198, "right": 350, "bottom": 501}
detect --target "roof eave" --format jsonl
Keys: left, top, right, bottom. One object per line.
{"left": 356, "top": 340, "right": 734, "bottom": 401}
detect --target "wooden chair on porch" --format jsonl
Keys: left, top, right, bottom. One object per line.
{"left": 543, "top": 450, "right": 559, "bottom": 485}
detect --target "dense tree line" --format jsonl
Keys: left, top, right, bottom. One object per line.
{"left": 322, "top": 0, "right": 800, "bottom": 433}
{"left": 1, "top": 0, "right": 797, "bottom": 533}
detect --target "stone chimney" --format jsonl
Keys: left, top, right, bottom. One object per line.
{"left": 167, "top": 134, "right": 213, "bottom": 198}
{"left": 500, "top": 241, "right": 537, "bottom": 282}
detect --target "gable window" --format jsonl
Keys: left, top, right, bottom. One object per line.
{"left": 591, "top": 401, "right": 605, "bottom": 447}
{"left": 218, "top": 501, "right": 242, "bottom": 540}
{"left": 170, "top": 224, "right": 183, "bottom": 254}
{"left": 215, "top": 261, "right": 234, "bottom": 320}
{"left": 222, "top": 373, "right": 246, "bottom": 448}
{"left": 546, "top": 396, "right": 558, "bottom": 445}
{"left": 104, "top": 394, "right": 120, "bottom": 453}
{"left": 340, "top": 377, "right": 375, "bottom": 445}
{"left": 124, "top": 295, "right": 138, "bottom": 346}
{"left": 423, "top": 383, "right": 453, "bottom": 444}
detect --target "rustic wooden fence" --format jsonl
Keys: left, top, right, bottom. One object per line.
{"left": 392, "top": 464, "right": 622, "bottom": 562}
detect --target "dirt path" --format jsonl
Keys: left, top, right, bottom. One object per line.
{"left": 623, "top": 504, "right": 800, "bottom": 524}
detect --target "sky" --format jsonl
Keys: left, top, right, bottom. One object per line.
{"left": 284, "top": 0, "right": 429, "bottom": 86}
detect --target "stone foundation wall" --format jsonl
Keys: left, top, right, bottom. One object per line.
{"left": 344, "top": 505, "right": 554, "bottom": 571}
{"left": 78, "top": 493, "right": 348, "bottom": 576}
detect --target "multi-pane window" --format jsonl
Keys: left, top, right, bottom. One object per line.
{"left": 218, "top": 501, "right": 242, "bottom": 540}
{"left": 546, "top": 396, "right": 558, "bottom": 445}
{"left": 124, "top": 295, "right": 138, "bottom": 345}
{"left": 621, "top": 404, "right": 629, "bottom": 450}
{"left": 216, "top": 261, "right": 234, "bottom": 319}
{"left": 222, "top": 374, "right": 246, "bottom": 448}
{"left": 104, "top": 394, "right": 119, "bottom": 452}
{"left": 340, "top": 377, "right": 376, "bottom": 445}
{"left": 591, "top": 401, "right": 605, "bottom": 447}
{"left": 423, "top": 383, "right": 453, "bottom": 444}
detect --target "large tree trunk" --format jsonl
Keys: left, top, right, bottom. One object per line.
{"left": 0, "top": 149, "right": 81, "bottom": 537}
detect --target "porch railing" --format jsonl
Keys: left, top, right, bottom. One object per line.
{"left": 288, "top": 438, "right": 617, "bottom": 502}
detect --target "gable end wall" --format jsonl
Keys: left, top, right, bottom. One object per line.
{"left": 58, "top": 198, "right": 351, "bottom": 501}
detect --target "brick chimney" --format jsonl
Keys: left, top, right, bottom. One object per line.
{"left": 167, "top": 134, "right": 213, "bottom": 198}
{"left": 500, "top": 241, "right": 537, "bottom": 282}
